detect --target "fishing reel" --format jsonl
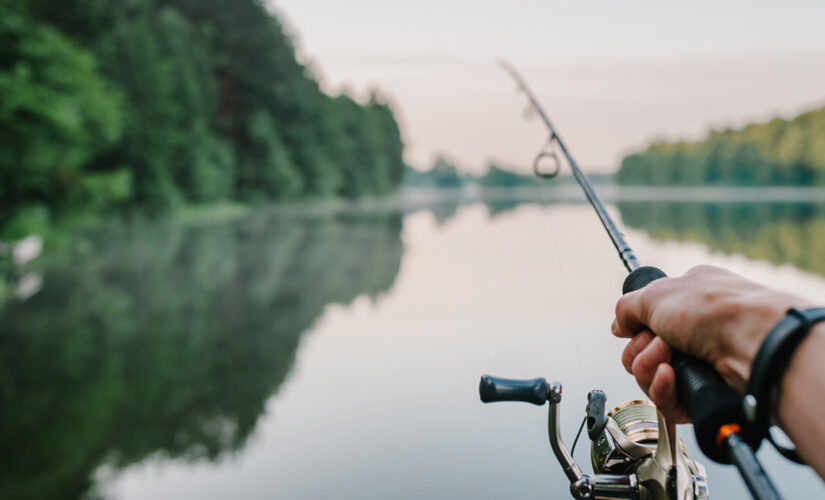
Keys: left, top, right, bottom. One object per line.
{"left": 479, "top": 375, "right": 709, "bottom": 500}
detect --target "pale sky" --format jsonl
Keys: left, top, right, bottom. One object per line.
{"left": 272, "top": 1, "right": 825, "bottom": 173}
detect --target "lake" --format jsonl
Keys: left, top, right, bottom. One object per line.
{"left": 2, "top": 189, "right": 824, "bottom": 499}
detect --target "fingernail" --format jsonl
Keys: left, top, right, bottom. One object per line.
{"left": 610, "top": 319, "right": 617, "bottom": 334}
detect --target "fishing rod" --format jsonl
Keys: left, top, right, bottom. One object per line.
{"left": 478, "top": 61, "right": 783, "bottom": 500}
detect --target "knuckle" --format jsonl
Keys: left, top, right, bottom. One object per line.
{"left": 653, "top": 337, "right": 672, "bottom": 362}
{"left": 687, "top": 264, "right": 718, "bottom": 275}
{"left": 615, "top": 294, "right": 630, "bottom": 316}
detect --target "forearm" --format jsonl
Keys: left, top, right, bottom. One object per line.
{"left": 777, "top": 322, "right": 825, "bottom": 476}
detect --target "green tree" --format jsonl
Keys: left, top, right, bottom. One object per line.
{"left": 429, "top": 156, "right": 464, "bottom": 187}
{"left": 480, "top": 162, "right": 536, "bottom": 187}
{"left": 238, "top": 111, "right": 303, "bottom": 200}
{"left": 617, "top": 106, "right": 825, "bottom": 186}
{"left": 0, "top": 4, "right": 122, "bottom": 225}
{"left": 0, "top": 0, "right": 408, "bottom": 234}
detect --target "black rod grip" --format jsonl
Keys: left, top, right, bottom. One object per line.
{"left": 622, "top": 266, "right": 748, "bottom": 463}
{"left": 479, "top": 375, "right": 549, "bottom": 405}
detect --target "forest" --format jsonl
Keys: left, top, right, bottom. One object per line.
{"left": 0, "top": 0, "right": 405, "bottom": 237}
{"left": 617, "top": 106, "right": 825, "bottom": 186}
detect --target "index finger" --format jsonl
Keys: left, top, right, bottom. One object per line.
{"left": 613, "top": 286, "right": 655, "bottom": 338}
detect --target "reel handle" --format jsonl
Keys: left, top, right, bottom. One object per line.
{"left": 622, "top": 266, "right": 749, "bottom": 463}
{"left": 479, "top": 375, "right": 550, "bottom": 405}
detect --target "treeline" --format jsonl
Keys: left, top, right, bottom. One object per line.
{"left": 404, "top": 157, "right": 472, "bottom": 188}
{"left": 0, "top": 0, "right": 404, "bottom": 234}
{"left": 403, "top": 157, "right": 613, "bottom": 188}
{"left": 404, "top": 157, "right": 540, "bottom": 188}
{"left": 617, "top": 106, "right": 825, "bottom": 186}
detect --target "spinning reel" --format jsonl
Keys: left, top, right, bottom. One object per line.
{"left": 479, "top": 375, "right": 709, "bottom": 500}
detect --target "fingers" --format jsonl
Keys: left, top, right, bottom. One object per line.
{"left": 649, "top": 363, "right": 677, "bottom": 412}
{"left": 649, "top": 363, "right": 690, "bottom": 424}
{"left": 685, "top": 264, "right": 727, "bottom": 277}
{"left": 631, "top": 336, "right": 672, "bottom": 388}
{"left": 625, "top": 336, "right": 690, "bottom": 424}
{"left": 621, "top": 330, "right": 654, "bottom": 373}
{"left": 613, "top": 279, "right": 668, "bottom": 338}
{"left": 612, "top": 290, "right": 648, "bottom": 338}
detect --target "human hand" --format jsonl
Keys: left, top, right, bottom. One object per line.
{"left": 611, "top": 265, "right": 811, "bottom": 423}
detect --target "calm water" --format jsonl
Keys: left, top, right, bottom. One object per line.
{"left": 2, "top": 195, "right": 825, "bottom": 499}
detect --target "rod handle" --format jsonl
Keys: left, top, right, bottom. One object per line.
{"left": 479, "top": 375, "right": 550, "bottom": 405}
{"left": 622, "top": 266, "right": 748, "bottom": 463}
{"left": 622, "top": 265, "right": 667, "bottom": 294}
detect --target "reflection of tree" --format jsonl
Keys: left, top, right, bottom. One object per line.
{"left": 0, "top": 211, "right": 404, "bottom": 500}
{"left": 482, "top": 199, "right": 522, "bottom": 219}
{"left": 617, "top": 202, "right": 825, "bottom": 276}
{"left": 429, "top": 203, "right": 460, "bottom": 226}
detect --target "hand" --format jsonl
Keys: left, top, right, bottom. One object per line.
{"left": 611, "top": 265, "right": 811, "bottom": 423}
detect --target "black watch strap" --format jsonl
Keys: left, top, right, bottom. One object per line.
{"left": 744, "top": 307, "right": 825, "bottom": 463}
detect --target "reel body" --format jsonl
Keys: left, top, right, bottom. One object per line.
{"left": 479, "top": 375, "right": 709, "bottom": 500}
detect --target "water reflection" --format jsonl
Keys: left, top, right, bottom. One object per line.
{"left": 0, "top": 211, "right": 404, "bottom": 500}
{"left": 616, "top": 202, "right": 825, "bottom": 277}
{"left": 462, "top": 196, "right": 825, "bottom": 278}
{"left": 2, "top": 199, "right": 825, "bottom": 500}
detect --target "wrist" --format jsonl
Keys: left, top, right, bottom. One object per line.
{"left": 777, "top": 321, "right": 825, "bottom": 427}
{"left": 772, "top": 319, "right": 825, "bottom": 471}
{"left": 715, "top": 291, "right": 812, "bottom": 393}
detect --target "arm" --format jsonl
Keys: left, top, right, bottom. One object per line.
{"left": 776, "top": 322, "right": 825, "bottom": 474}
{"left": 612, "top": 265, "right": 825, "bottom": 477}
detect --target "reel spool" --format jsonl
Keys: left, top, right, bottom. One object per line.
{"left": 591, "top": 400, "right": 662, "bottom": 475}
{"left": 610, "top": 400, "right": 659, "bottom": 444}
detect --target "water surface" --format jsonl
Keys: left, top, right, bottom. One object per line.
{"left": 2, "top": 196, "right": 824, "bottom": 499}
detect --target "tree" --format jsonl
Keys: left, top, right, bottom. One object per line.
{"left": 480, "top": 162, "right": 535, "bottom": 187}
{"left": 0, "top": 0, "right": 408, "bottom": 235}
{"left": 0, "top": 3, "right": 122, "bottom": 225}
{"left": 617, "top": 106, "right": 825, "bottom": 186}
{"left": 238, "top": 111, "right": 303, "bottom": 200}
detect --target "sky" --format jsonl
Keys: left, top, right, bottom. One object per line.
{"left": 271, "top": 1, "right": 825, "bottom": 173}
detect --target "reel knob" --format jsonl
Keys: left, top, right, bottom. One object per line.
{"left": 479, "top": 375, "right": 551, "bottom": 405}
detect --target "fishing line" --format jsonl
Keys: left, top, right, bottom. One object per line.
{"left": 534, "top": 151, "right": 583, "bottom": 369}
{"left": 569, "top": 416, "right": 587, "bottom": 459}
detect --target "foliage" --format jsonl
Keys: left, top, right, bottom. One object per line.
{"left": 1, "top": 0, "right": 406, "bottom": 232}
{"left": 402, "top": 160, "right": 611, "bottom": 189}
{"left": 0, "top": 3, "right": 122, "bottom": 220}
{"left": 238, "top": 111, "right": 303, "bottom": 200}
{"left": 330, "top": 93, "right": 405, "bottom": 197}
{"left": 479, "top": 162, "right": 538, "bottom": 187}
{"left": 403, "top": 156, "right": 466, "bottom": 188}
{"left": 617, "top": 107, "right": 825, "bottom": 186}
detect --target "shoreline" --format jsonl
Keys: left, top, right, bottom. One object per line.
{"left": 400, "top": 185, "right": 825, "bottom": 205}
{"left": 8, "top": 185, "right": 825, "bottom": 245}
